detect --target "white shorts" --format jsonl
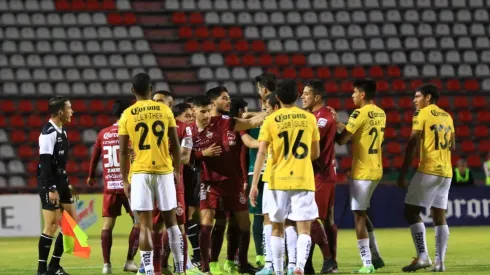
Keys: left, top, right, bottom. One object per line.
{"left": 130, "top": 173, "right": 177, "bottom": 212}
{"left": 262, "top": 182, "right": 270, "bottom": 214}
{"left": 349, "top": 179, "right": 379, "bottom": 211}
{"left": 405, "top": 172, "right": 451, "bottom": 209}
{"left": 268, "top": 189, "right": 318, "bottom": 222}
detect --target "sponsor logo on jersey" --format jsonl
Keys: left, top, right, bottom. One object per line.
{"left": 350, "top": 110, "right": 360, "bottom": 119}
{"left": 430, "top": 110, "right": 449, "bottom": 117}
{"left": 76, "top": 199, "right": 97, "bottom": 230}
{"left": 206, "top": 131, "right": 213, "bottom": 138}
{"left": 368, "top": 111, "right": 386, "bottom": 119}
{"left": 274, "top": 113, "right": 307, "bottom": 123}
{"left": 317, "top": 118, "right": 328, "bottom": 128}
{"left": 176, "top": 202, "right": 184, "bottom": 216}
{"left": 130, "top": 105, "right": 161, "bottom": 115}
{"left": 227, "top": 131, "right": 236, "bottom": 146}
{"left": 103, "top": 131, "right": 118, "bottom": 139}
{"left": 239, "top": 192, "right": 247, "bottom": 204}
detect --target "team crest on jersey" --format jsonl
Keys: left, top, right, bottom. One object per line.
{"left": 317, "top": 118, "right": 328, "bottom": 128}
{"left": 176, "top": 202, "right": 184, "bottom": 216}
{"left": 222, "top": 115, "right": 230, "bottom": 119}
{"left": 350, "top": 110, "right": 360, "bottom": 119}
{"left": 239, "top": 192, "right": 247, "bottom": 204}
{"left": 206, "top": 131, "right": 213, "bottom": 138}
{"left": 185, "top": 126, "right": 192, "bottom": 136}
{"left": 227, "top": 131, "right": 236, "bottom": 146}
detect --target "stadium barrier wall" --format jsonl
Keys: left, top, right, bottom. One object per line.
{"left": 0, "top": 194, "right": 41, "bottom": 237}
{"left": 334, "top": 185, "right": 490, "bottom": 228}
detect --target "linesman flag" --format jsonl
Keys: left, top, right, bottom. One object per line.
{"left": 61, "top": 211, "right": 91, "bottom": 259}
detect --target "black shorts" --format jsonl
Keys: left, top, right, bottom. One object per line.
{"left": 38, "top": 178, "right": 73, "bottom": 211}
{"left": 183, "top": 166, "right": 200, "bottom": 208}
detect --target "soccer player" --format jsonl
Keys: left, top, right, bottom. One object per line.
{"left": 335, "top": 79, "right": 386, "bottom": 273}
{"left": 250, "top": 79, "right": 321, "bottom": 275}
{"left": 191, "top": 95, "right": 265, "bottom": 274}
{"left": 86, "top": 100, "right": 140, "bottom": 274}
{"left": 119, "top": 73, "right": 184, "bottom": 275}
{"left": 397, "top": 84, "right": 455, "bottom": 272}
{"left": 301, "top": 80, "right": 338, "bottom": 274}
{"left": 37, "top": 97, "right": 77, "bottom": 275}
{"left": 153, "top": 90, "right": 174, "bottom": 108}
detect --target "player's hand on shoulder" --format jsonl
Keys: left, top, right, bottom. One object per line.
{"left": 203, "top": 143, "right": 222, "bottom": 157}
{"left": 326, "top": 106, "right": 339, "bottom": 123}
{"left": 86, "top": 177, "right": 95, "bottom": 187}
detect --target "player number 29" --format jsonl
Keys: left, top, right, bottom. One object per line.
{"left": 135, "top": 121, "right": 165, "bottom": 150}
{"left": 103, "top": 145, "right": 120, "bottom": 168}
{"left": 430, "top": 124, "right": 451, "bottom": 150}
{"left": 368, "top": 127, "right": 385, "bottom": 154}
{"left": 278, "top": 130, "right": 308, "bottom": 160}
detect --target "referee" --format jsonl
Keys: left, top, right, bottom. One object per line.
{"left": 37, "top": 97, "right": 78, "bottom": 275}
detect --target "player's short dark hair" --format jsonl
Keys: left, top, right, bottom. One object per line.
{"left": 353, "top": 78, "right": 377, "bottom": 100}
{"left": 172, "top": 103, "right": 192, "bottom": 118}
{"left": 230, "top": 97, "right": 248, "bottom": 118}
{"left": 184, "top": 97, "right": 194, "bottom": 104}
{"left": 193, "top": 95, "right": 212, "bottom": 107}
{"left": 417, "top": 84, "right": 439, "bottom": 103}
{"left": 254, "top": 73, "right": 277, "bottom": 92}
{"left": 48, "top": 96, "right": 69, "bottom": 116}
{"left": 132, "top": 73, "right": 151, "bottom": 96}
{"left": 206, "top": 86, "right": 228, "bottom": 100}
{"left": 153, "top": 90, "right": 172, "bottom": 98}
{"left": 304, "top": 79, "right": 326, "bottom": 98}
{"left": 112, "top": 99, "right": 132, "bottom": 118}
{"left": 276, "top": 79, "right": 298, "bottom": 105}
{"left": 266, "top": 93, "right": 280, "bottom": 109}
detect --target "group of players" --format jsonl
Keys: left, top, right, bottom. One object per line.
{"left": 36, "top": 70, "right": 454, "bottom": 275}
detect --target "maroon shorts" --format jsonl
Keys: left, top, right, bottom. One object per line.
{"left": 200, "top": 180, "right": 248, "bottom": 213}
{"left": 102, "top": 193, "right": 132, "bottom": 218}
{"left": 153, "top": 192, "right": 187, "bottom": 225}
{"left": 214, "top": 198, "right": 230, "bottom": 219}
{"left": 315, "top": 181, "right": 336, "bottom": 220}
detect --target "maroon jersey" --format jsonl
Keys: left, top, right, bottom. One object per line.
{"left": 312, "top": 106, "right": 337, "bottom": 183}
{"left": 175, "top": 120, "right": 194, "bottom": 193}
{"left": 89, "top": 123, "right": 124, "bottom": 194}
{"left": 193, "top": 115, "right": 243, "bottom": 183}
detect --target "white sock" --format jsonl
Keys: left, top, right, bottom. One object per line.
{"left": 368, "top": 231, "right": 381, "bottom": 259}
{"left": 410, "top": 222, "right": 429, "bottom": 260}
{"left": 271, "top": 236, "right": 284, "bottom": 275}
{"left": 285, "top": 226, "right": 297, "bottom": 269}
{"left": 263, "top": 224, "right": 273, "bottom": 269}
{"left": 140, "top": 250, "right": 154, "bottom": 275}
{"left": 296, "top": 234, "right": 312, "bottom": 272}
{"left": 167, "top": 225, "right": 184, "bottom": 273}
{"left": 186, "top": 252, "right": 193, "bottom": 269}
{"left": 357, "top": 238, "right": 372, "bottom": 267}
{"left": 434, "top": 225, "right": 449, "bottom": 263}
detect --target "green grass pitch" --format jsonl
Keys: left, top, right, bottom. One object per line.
{"left": 1, "top": 226, "right": 489, "bottom": 274}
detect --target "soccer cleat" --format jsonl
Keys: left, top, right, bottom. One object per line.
{"left": 238, "top": 263, "right": 259, "bottom": 274}
{"left": 103, "top": 263, "right": 112, "bottom": 274}
{"left": 137, "top": 264, "right": 145, "bottom": 275}
{"left": 255, "top": 255, "right": 265, "bottom": 268}
{"left": 430, "top": 262, "right": 446, "bottom": 272}
{"left": 402, "top": 258, "right": 432, "bottom": 272}
{"left": 210, "top": 261, "right": 223, "bottom": 275}
{"left": 293, "top": 268, "right": 304, "bottom": 275}
{"left": 352, "top": 265, "right": 375, "bottom": 274}
{"left": 46, "top": 266, "right": 71, "bottom": 275}
{"left": 124, "top": 260, "right": 139, "bottom": 273}
{"left": 287, "top": 267, "right": 295, "bottom": 275}
{"left": 255, "top": 267, "right": 273, "bottom": 275}
{"left": 372, "top": 257, "right": 385, "bottom": 270}
{"left": 320, "top": 259, "right": 338, "bottom": 274}
{"left": 224, "top": 260, "right": 238, "bottom": 274}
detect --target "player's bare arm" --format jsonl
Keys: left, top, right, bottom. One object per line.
{"left": 250, "top": 140, "right": 268, "bottom": 207}
{"left": 241, "top": 133, "right": 259, "bottom": 148}
{"left": 119, "top": 134, "right": 130, "bottom": 197}
{"left": 397, "top": 129, "right": 423, "bottom": 188}
{"left": 180, "top": 145, "right": 192, "bottom": 165}
{"left": 168, "top": 126, "right": 182, "bottom": 179}
{"left": 242, "top": 111, "right": 267, "bottom": 119}
{"left": 336, "top": 128, "right": 353, "bottom": 145}
{"left": 450, "top": 132, "right": 456, "bottom": 152}
{"left": 234, "top": 113, "right": 267, "bottom": 131}
{"left": 310, "top": 140, "right": 320, "bottom": 161}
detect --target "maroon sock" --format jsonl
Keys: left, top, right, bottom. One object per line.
{"left": 199, "top": 225, "right": 213, "bottom": 271}
{"left": 126, "top": 226, "right": 140, "bottom": 261}
{"left": 152, "top": 230, "right": 163, "bottom": 272}
{"left": 161, "top": 230, "right": 171, "bottom": 268}
{"left": 311, "top": 220, "right": 331, "bottom": 260}
{"left": 211, "top": 224, "right": 226, "bottom": 262}
{"left": 101, "top": 229, "right": 113, "bottom": 264}
{"left": 238, "top": 230, "right": 250, "bottom": 266}
{"left": 226, "top": 225, "right": 240, "bottom": 261}
{"left": 324, "top": 223, "right": 338, "bottom": 261}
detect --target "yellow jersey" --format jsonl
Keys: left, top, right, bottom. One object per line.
{"left": 118, "top": 100, "right": 176, "bottom": 175}
{"left": 261, "top": 146, "right": 273, "bottom": 183}
{"left": 258, "top": 107, "right": 320, "bottom": 191}
{"left": 345, "top": 104, "right": 386, "bottom": 181}
{"left": 412, "top": 104, "right": 454, "bottom": 178}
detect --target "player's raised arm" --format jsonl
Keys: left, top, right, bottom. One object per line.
{"left": 234, "top": 112, "right": 267, "bottom": 132}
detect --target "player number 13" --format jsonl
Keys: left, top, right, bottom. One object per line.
{"left": 278, "top": 130, "right": 308, "bottom": 160}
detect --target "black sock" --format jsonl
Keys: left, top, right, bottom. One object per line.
{"left": 186, "top": 220, "right": 201, "bottom": 262}
{"left": 38, "top": 234, "right": 54, "bottom": 273}
{"left": 252, "top": 215, "right": 264, "bottom": 255}
{"left": 49, "top": 232, "right": 64, "bottom": 268}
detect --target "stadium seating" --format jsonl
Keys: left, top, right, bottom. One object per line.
{"left": 1, "top": 0, "right": 489, "bottom": 188}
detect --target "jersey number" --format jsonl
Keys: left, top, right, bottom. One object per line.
{"left": 278, "top": 130, "right": 308, "bottom": 160}
{"left": 430, "top": 124, "right": 451, "bottom": 150}
{"left": 368, "top": 127, "right": 385, "bottom": 154}
{"left": 103, "top": 145, "right": 120, "bottom": 168}
{"left": 135, "top": 121, "right": 165, "bottom": 150}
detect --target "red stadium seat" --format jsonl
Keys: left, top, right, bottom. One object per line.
{"left": 392, "top": 79, "right": 407, "bottom": 91}
{"left": 317, "top": 68, "right": 331, "bottom": 79}
{"left": 1, "top": 100, "right": 15, "bottom": 113}
{"left": 228, "top": 27, "right": 242, "bottom": 38}
{"left": 479, "top": 140, "right": 490, "bottom": 152}
{"left": 300, "top": 68, "right": 314, "bottom": 79}
{"left": 458, "top": 110, "right": 472, "bottom": 122}
{"left": 19, "top": 100, "right": 33, "bottom": 113}
{"left": 387, "top": 66, "right": 401, "bottom": 78}
{"left": 243, "top": 54, "right": 256, "bottom": 66}
{"left": 461, "top": 140, "right": 475, "bottom": 152}
{"left": 393, "top": 156, "right": 404, "bottom": 168}
{"left": 283, "top": 68, "right": 297, "bottom": 78}
{"left": 472, "top": 96, "right": 488, "bottom": 109}
{"left": 202, "top": 40, "right": 216, "bottom": 52}
{"left": 455, "top": 125, "right": 470, "bottom": 138}
{"left": 80, "top": 115, "right": 95, "bottom": 127}
{"left": 438, "top": 97, "right": 450, "bottom": 109}
{"left": 80, "top": 161, "right": 90, "bottom": 174}
{"left": 27, "top": 161, "right": 38, "bottom": 174}
{"left": 73, "top": 145, "right": 88, "bottom": 158}
{"left": 225, "top": 54, "right": 240, "bottom": 66}
{"left": 95, "top": 115, "right": 111, "bottom": 127}
{"left": 344, "top": 99, "right": 356, "bottom": 110}
{"left": 70, "top": 131, "right": 81, "bottom": 143}
{"left": 401, "top": 127, "right": 412, "bottom": 138}
{"left": 71, "top": 0, "right": 85, "bottom": 10}
{"left": 386, "top": 111, "right": 401, "bottom": 124}
{"left": 451, "top": 155, "right": 461, "bottom": 166}
{"left": 387, "top": 142, "right": 401, "bottom": 154}
{"left": 90, "top": 100, "right": 105, "bottom": 113}
{"left": 10, "top": 131, "right": 26, "bottom": 143}
{"left": 218, "top": 40, "right": 232, "bottom": 52}
{"left": 403, "top": 111, "right": 414, "bottom": 123}
{"left": 68, "top": 177, "right": 80, "bottom": 186}
{"left": 18, "top": 145, "right": 36, "bottom": 158}
{"left": 380, "top": 98, "right": 395, "bottom": 110}
{"left": 86, "top": 0, "right": 101, "bottom": 10}
{"left": 467, "top": 155, "right": 482, "bottom": 168}
{"left": 341, "top": 81, "right": 353, "bottom": 93}
{"left": 327, "top": 99, "right": 341, "bottom": 110}
{"left": 211, "top": 27, "right": 226, "bottom": 39}
{"left": 474, "top": 125, "right": 489, "bottom": 137}
{"left": 297, "top": 82, "right": 304, "bottom": 95}
{"left": 446, "top": 79, "right": 461, "bottom": 91}
{"left": 195, "top": 27, "right": 209, "bottom": 38}
{"left": 251, "top": 41, "right": 266, "bottom": 52}
{"left": 27, "top": 115, "right": 43, "bottom": 128}
{"left": 66, "top": 162, "right": 79, "bottom": 174}
{"left": 0, "top": 116, "right": 5, "bottom": 128}
{"left": 259, "top": 54, "right": 273, "bottom": 66}
{"left": 36, "top": 100, "right": 48, "bottom": 113}
{"left": 369, "top": 66, "right": 384, "bottom": 78}
{"left": 102, "top": 0, "right": 116, "bottom": 10}
{"left": 377, "top": 80, "right": 389, "bottom": 92}
{"left": 430, "top": 79, "right": 443, "bottom": 88}
{"left": 71, "top": 100, "right": 87, "bottom": 113}
{"left": 464, "top": 79, "right": 479, "bottom": 91}
{"left": 383, "top": 127, "right": 396, "bottom": 138}
{"left": 292, "top": 54, "right": 306, "bottom": 66}
{"left": 123, "top": 13, "right": 137, "bottom": 25}
{"left": 10, "top": 115, "right": 25, "bottom": 128}
{"left": 107, "top": 13, "right": 122, "bottom": 25}
{"left": 178, "top": 27, "right": 193, "bottom": 38}
{"left": 267, "top": 68, "right": 279, "bottom": 76}
{"left": 334, "top": 67, "right": 348, "bottom": 78}
{"left": 398, "top": 97, "right": 413, "bottom": 109}
{"left": 410, "top": 79, "right": 423, "bottom": 90}
{"left": 55, "top": 0, "right": 70, "bottom": 10}
{"left": 324, "top": 82, "right": 338, "bottom": 93}
{"left": 235, "top": 40, "right": 249, "bottom": 52}
{"left": 28, "top": 131, "right": 40, "bottom": 143}
{"left": 185, "top": 40, "right": 200, "bottom": 52}
{"left": 352, "top": 67, "right": 366, "bottom": 78}
{"left": 276, "top": 55, "right": 290, "bottom": 66}
{"left": 189, "top": 12, "right": 203, "bottom": 24}
{"left": 453, "top": 97, "right": 469, "bottom": 109}
{"left": 477, "top": 110, "right": 490, "bottom": 122}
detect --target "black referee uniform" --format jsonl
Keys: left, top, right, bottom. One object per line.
{"left": 38, "top": 119, "right": 73, "bottom": 208}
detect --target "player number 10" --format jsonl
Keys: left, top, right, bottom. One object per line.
{"left": 278, "top": 130, "right": 308, "bottom": 160}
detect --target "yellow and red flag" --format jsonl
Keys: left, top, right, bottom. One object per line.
{"left": 61, "top": 211, "right": 91, "bottom": 259}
